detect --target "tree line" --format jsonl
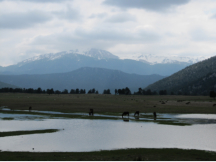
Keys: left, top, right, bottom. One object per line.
{"left": 0, "top": 87, "right": 96, "bottom": 94}
{"left": 0, "top": 87, "right": 215, "bottom": 97}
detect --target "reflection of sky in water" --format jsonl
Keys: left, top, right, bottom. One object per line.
{"left": 0, "top": 116, "right": 216, "bottom": 152}
{"left": 175, "top": 114, "right": 216, "bottom": 119}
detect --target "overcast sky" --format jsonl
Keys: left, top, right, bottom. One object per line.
{"left": 1, "top": 0, "right": 216, "bottom": 66}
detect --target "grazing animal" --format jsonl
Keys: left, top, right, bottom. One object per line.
{"left": 134, "top": 111, "right": 139, "bottom": 116}
{"left": 89, "top": 109, "right": 94, "bottom": 116}
{"left": 186, "top": 102, "right": 190, "bottom": 105}
{"left": 153, "top": 112, "right": 157, "bottom": 120}
{"left": 29, "top": 106, "right": 32, "bottom": 112}
{"left": 122, "top": 111, "right": 129, "bottom": 118}
{"left": 213, "top": 104, "right": 216, "bottom": 107}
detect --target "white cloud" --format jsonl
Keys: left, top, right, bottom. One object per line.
{"left": 105, "top": 13, "right": 136, "bottom": 23}
{"left": 1, "top": 0, "right": 216, "bottom": 66}
{"left": 0, "top": 11, "right": 53, "bottom": 29}
{"left": 52, "top": 6, "right": 82, "bottom": 21}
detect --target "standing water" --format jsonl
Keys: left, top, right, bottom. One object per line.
{"left": 0, "top": 113, "right": 216, "bottom": 152}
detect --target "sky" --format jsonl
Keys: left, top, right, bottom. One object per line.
{"left": 1, "top": 0, "right": 216, "bottom": 66}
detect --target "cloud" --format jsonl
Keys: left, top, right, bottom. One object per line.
{"left": 103, "top": 0, "right": 190, "bottom": 12}
{"left": 89, "top": 13, "right": 107, "bottom": 19}
{"left": 211, "top": 13, "right": 216, "bottom": 19}
{"left": 31, "top": 27, "right": 161, "bottom": 52}
{"left": 190, "top": 28, "right": 216, "bottom": 42}
{"left": 0, "top": 11, "right": 52, "bottom": 29}
{"left": 105, "top": 13, "right": 136, "bottom": 23}
{"left": 53, "top": 6, "right": 82, "bottom": 21}
{"left": 0, "top": 0, "right": 70, "bottom": 3}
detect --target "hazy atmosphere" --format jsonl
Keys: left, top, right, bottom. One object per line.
{"left": 1, "top": 0, "right": 216, "bottom": 66}
{"left": 1, "top": 0, "right": 216, "bottom": 160}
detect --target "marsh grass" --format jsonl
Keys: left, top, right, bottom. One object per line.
{"left": 0, "top": 129, "right": 59, "bottom": 137}
{"left": 0, "top": 148, "right": 216, "bottom": 161}
{"left": 2, "top": 117, "right": 14, "bottom": 120}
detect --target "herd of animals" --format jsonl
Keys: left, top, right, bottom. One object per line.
{"left": 89, "top": 109, "right": 157, "bottom": 120}
{"left": 26, "top": 100, "right": 216, "bottom": 120}
{"left": 28, "top": 107, "right": 157, "bottom": 120}
{"left": 121, "top": 111, "right": 157, "bottom": 120}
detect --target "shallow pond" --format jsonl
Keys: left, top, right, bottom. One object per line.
{"left": 1, "top": 112, "right": 216, "bottom": 152}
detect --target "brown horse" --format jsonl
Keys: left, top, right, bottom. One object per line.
{"left": 122, "top": 111, "right": 129, "bottom": 118}
{"left": 89, "top": 109, "right": 94, "bottom": 116}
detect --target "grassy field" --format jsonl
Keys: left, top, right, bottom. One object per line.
{"left": 0, "top": 148, "right": 216, "bottom": 161}
{"left": 0, "top": 93, "right": 216, "bottom": 114}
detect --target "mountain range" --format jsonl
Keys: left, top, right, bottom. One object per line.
{"left": 145, "top": 56, "right": 216, "bottom": 95}
{"left": 0, "top": 67, "right": 165, "bottom": 94}
{"left": 1, "top": 48, "right": 214, "bottom": 95}
{"left": 0, "top": 48, "right": 194, "bottom": 76}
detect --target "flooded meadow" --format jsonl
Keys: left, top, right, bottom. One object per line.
{"left": 1, "top": 108, "right": 216, "bottom": 152}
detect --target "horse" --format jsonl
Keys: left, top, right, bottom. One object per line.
{"left": 89, "top": 109, "right": 94, "bottom": 116}
{"left": 153, "top": 112, "right": 157, "bottom": 120}
{"left": 122, "top": 111, "right": 129, "bottom": 118}
{"left": 134, "top": 111, "right": 139, "bottom": 116}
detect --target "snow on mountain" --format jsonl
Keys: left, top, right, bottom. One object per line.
{"left": 16, "top": 48, "right": 119, "bottom": 67}
{"left": 83, "top": 48, "right": 119, "bottom": 60}
{"left": 17, "top": 48, "right": 209, "bottom": 67}
{"left": 119, "top": 54, "right": 209, "bottom": 64}
{"left": 70, "top": 48, "right": 119, "bottom": 59}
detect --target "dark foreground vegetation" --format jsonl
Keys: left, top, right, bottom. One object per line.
{"left": 0, "top": 129, "right": 59, "bottom": 137}
{"left": 0, "top": 148, "right": 216, "bottom": 161}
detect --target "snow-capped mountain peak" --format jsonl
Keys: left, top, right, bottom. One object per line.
{"left": 16, "top": 49, "right": 209, "bottom": 68}
{"left": 119, "top": 54, "right": 209, "bottom": 64}
{"left": 83, "top": 48, "right": 119, "bottom": 60}
{"left": 16, "top": 48, "right": 119, "bottom": 67}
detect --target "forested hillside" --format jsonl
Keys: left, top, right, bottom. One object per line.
{"left": 145, "top": 56, "right": 216, "bottom": 95}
